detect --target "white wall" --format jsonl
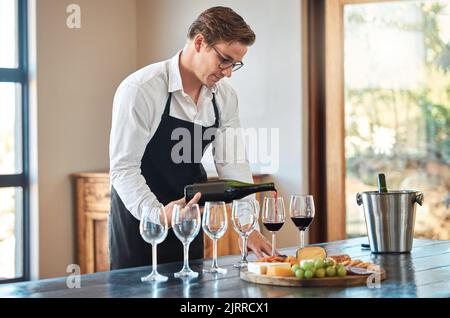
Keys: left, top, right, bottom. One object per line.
{"left": 35, "top": 0, "right": 137, "bottom": 278}
{"left": 227, "top": 1, "right": 308, "bottom": 248}
{"left": 33, "top": 0, "right": 306, "bottom": 278}
{"left": 136, "top": 0, "right": 308, "bottom": 248}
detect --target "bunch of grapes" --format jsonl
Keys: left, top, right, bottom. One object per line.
{"left": 291, "top": 258, "right": 347, "bottom": 279}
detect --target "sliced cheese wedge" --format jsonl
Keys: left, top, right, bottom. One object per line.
{"left": 248, "top": 262, "right": 268, "bottom": 274}
{"left": 247, "top": 262, "right": 289, "bottom": 275}
{"left": 266, "top": 264, "right": 294, "bottom": 277}
{"left": 296, "top": 246, "right": 327, "bottom": 262}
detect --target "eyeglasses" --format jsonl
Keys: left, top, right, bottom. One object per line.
{"left": 212, "top": 46, "right": 244, "bottom": 72}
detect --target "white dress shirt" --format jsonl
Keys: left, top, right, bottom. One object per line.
{"left": 109, "top": 51, "right": 254, "bottom": 220}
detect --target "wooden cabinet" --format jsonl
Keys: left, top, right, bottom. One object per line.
{"left": 73, "top": 173, "right": 266, "bottom": 274}
{"left": 73, "top": 173, "right": 110, "bottom": 274}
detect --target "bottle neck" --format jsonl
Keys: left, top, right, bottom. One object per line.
{"left": 231, "top": 182, "right": 276, "bottom": 194}
{"left": 253, "top": 182, "right": 276, "bottom": 193}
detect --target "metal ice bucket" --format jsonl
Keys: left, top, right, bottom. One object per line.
{"left": 356, "top": 190, "right": 424, "bottom": 253}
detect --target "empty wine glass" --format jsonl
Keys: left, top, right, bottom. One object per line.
{"left": 202, "top": 201, "right": 228, "bottom": 274}
{"left": 139, "top": 204, "right": 168, "bottom": 282}
{"left": 172, "top": 203, "right": 201, "bottom": 278}
{"left": 289, "top": 195, "right": 315, "bottom": 249}
{"left": 231, "top": 199, "right": 259, "bottom": 268}
{"left": 262, "top": 196, "right": 285, "bottom": 256}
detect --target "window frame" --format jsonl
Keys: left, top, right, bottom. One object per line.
{"left": 308, "top": 0, "right": 394, "bottom": 242}
{"left": 0, "top": 0, "right": 30, "bottom": 283}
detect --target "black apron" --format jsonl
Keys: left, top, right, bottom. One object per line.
{"left": 109, "top": 92, "right": 219, "bottom": 270}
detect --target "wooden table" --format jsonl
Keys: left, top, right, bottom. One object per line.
{"left": 1, "top": 237, "right": 449, "bottom": 298}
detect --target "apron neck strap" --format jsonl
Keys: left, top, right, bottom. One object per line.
{"left": 163, "top": 92, "right": 172, "bottom": 116}
{"left": 212, "top": 93, "right": 220, "bottom": 127}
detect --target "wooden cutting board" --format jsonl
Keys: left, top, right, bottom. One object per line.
{"left": 240, "top": 268, "right": 386, "bottom": 287}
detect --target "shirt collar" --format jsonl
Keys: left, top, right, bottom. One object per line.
{"left": 168, "top": 51, "right": 183, "bottom": 93}
{"left": 167, "top": 50, "right": 217, "bottom": 96}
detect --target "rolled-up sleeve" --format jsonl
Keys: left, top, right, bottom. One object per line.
{"left": 109, "top": 84, "right": 160, "bottom": 220}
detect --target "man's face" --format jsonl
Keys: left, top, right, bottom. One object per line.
{"left": 195, "top": 38, "right": 248, "bottom": 88}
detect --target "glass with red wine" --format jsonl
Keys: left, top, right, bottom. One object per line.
{"left": 289, "top": 195, "right": 315, "bottom": 249}
{"left": 262, "top": 196, "right": 285, "bottom": 256}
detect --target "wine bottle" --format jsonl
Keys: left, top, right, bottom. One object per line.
{"left": 378, "top": 173, "right": 388, "bottom": 193}
{"left": 184, "top": 179, "right": 276, "bottom": 206}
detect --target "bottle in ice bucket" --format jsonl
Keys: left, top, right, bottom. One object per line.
{"left": 184, "top": 179, "right": 276, "bottom": 206}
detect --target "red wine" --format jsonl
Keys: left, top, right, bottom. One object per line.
{"left": 291, "top": 217, "right": 313, "bottom": 231}
{"left": 263, "top": 222, "right": 284, "bottom": 232}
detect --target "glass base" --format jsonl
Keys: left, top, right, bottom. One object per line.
{"left": 203, "top": 267, "right": 227, "bottom": 274}
{"left": 233, "top": 260, "right": 248, "bottom": 268}
{"left": 174, "top": 268, "right": 198, "bottom": 278}
{"left": 141, "top": 272, "right": 168, "bottom": 282}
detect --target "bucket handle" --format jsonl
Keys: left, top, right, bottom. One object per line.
{"left": 356, "top": 192, "right": 363, "bottom": 206}
{"left": 415, "top": 192, "right": 424, "bottom": 206}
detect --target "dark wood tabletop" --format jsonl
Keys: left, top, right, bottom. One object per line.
{"left": 1, "top": 237, "right": 449, "bottom": 298}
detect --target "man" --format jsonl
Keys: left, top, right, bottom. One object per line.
{"left": 109, "top": 6, "right": 272, "bottom": 270}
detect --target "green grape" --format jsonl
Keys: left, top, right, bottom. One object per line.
{"left": 315, "top": 268, "right": 326, "bottom": 278}
{"left": 337, "top": 267, "right": 347, "bottom": 277}
{"left": 314, "top": 259, "right": 324, "bottom": 269}
{"left": 326, "top": 266, "right": 337, "bottom": 277}
{"left": 295, "top": 269, "right": 305, "bottom": 279}
{"left": 304, "top": 270, "right": 314, "bottom": 279}
{"left": 323, "top": 259, "right": 334, "bottom": 267}
{"left": 291, "top": 264, "right": 299, "bottom": 273}
{"left": 302, "top": 261, "right": 314, "bottom": 271}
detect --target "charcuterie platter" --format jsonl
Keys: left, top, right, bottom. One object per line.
{"left": 240, "top": 247, "right": 386, "bottom": 287}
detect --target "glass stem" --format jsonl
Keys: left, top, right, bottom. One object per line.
{"left": 300, "top": 230, "right": 305, "bottom": 249}
{"left": 151, "top": 243, "right": 158, "bottom": 275}
{"left": 242, "top": 236, "right": 248, "bottom": 262}
{"left": 183, "top": 243, "right": 190, "bottom": 271}
{"left": 271, "top": 232, "right": 276, "bottom": 256}
{"left": 212, "top": 239, "right": 218, "bottom": 268}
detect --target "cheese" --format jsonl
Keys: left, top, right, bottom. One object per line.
{"left": 296, "top": 246, "right": 327, "bottom": 262}
{"left": 248, "top": 262, "right": 268, "bottom": 274}
{"left": 266, "top": 264, "right": 294, "bottom": 277}
{"left": 247, "top": 262, "right": 289, "bottom": 275}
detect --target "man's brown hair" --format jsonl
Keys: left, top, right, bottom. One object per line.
{"left": 188, "top": 6, "right": 255, "bottom": 46}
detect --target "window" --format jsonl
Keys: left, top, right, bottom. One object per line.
{"left": 344, "top": 0, "right": 450, "bottom": 240}
{"left": 308, "top": 0, "right": 449, "bottom": 242}
{"left": 0, "top": 0, "right": 30, "bottom": 283}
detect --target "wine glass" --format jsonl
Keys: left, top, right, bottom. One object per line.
{"left": 262, "top": 196, "right": 285, "bottom": 256}
{"left": 172, "top": 203, "right": 201, "bottom": 278}
{"left": 289, "top": 195, "right": 315, "bottom": 249}
{"left": 202, "top": 201, "right": 228, "bottom": 274}
{"left": 139, "top": 204, "right": 168, "bottom": 282}
{"left": 231, "top": 199, "right": 259, "bottom": 268}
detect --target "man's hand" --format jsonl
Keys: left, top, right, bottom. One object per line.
{"left": 165, "top": 192, "right": 201, "bottom": 228}
{"left": 239, "top": 230, "right": 273, "bottom": 259}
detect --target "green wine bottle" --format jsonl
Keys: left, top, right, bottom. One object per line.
{"left": 378, "top": 173, "right": 388, "bottom": 193}
{"left": 184, "top": 179, "right": 276, "bottom": 205}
